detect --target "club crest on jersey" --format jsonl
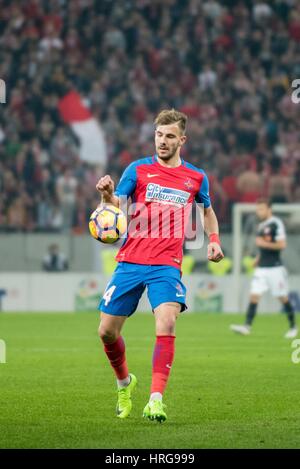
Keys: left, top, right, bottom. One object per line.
{"left": 145, "top": 183, "right": 190, "bottom": 207}
{"left": 184, "top": 178, "right": 194, "bottom": 190}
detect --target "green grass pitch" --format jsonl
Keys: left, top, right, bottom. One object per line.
{"left": 0, "top": 312, "right": 299, "bottom": 449}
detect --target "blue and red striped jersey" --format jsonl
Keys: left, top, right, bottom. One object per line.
{"left": 114, "top": 154, "right": 211, "bottom": 269}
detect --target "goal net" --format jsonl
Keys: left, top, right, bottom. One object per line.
{"left": 232, "top": 203, "right": 300, "bottom": 313}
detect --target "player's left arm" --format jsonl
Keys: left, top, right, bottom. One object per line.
{"left": 204, "top": 206, "right": 224, "bottom": 263}
{"left": 256, "top": 237, "right": 286, "bottom": 250}
{"left": 196, "top": 172, "right": 224, "bottom": 263}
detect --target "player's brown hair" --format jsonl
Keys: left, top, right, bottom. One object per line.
{"left": 154, "top": 109, "right": 188, "bottom": 135}
{"left": 256, "top": 197, "right": 272, "bottom": 207}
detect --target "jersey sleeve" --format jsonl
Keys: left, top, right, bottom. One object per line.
{"left": 275, "top": 219, "right": 286, "bottom": 241}
{"left": 195, "top": 172, "right": 211, "bottom": 208}
{"left": 114, "top": 162, "right": 137, "bottom": 197}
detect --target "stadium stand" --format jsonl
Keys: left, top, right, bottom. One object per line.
{"left": 1, "top": 0, "right": 300, "bottom": 232}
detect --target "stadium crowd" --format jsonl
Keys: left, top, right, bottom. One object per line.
{"left": 0, "top": 0, "right": 300, "bottom": 232}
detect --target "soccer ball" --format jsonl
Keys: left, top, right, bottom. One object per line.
{"left": 89, "top": 205, "right": 127, "bottom": 244}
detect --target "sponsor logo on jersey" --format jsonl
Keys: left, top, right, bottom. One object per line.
{"left": 145, "top": 183, "right": 190, "bottom": 206}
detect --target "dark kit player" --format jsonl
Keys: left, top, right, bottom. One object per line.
{"left": 96, "top": 109, "right": 224, "bottom": 422}
{"left": 231, "top": 199, "right": 298, "bottom": 339}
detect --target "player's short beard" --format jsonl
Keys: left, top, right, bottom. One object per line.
{"left": 158, "top": 144, "right": 179, "bottom": 160}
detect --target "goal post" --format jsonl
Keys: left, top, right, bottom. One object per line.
{"left": 232, "top": 203, "right": 300, "bottom": 313}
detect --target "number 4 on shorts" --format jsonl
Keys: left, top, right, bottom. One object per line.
{"left": 103, "top": 285, "right": 116, "bottom": 306}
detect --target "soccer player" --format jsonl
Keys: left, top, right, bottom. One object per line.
{"left": 231, "top": 199, "right": 298, "bottom": 339}
{"left": 96, "top": 109, "right": 224, "bottom": 422}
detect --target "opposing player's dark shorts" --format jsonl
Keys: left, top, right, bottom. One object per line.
{"left": 99, "top": 262, "right": 187, "bottom": 316}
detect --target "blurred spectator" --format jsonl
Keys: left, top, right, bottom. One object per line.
{"left": 267, "top": 156, "right": 292, "bottom": 203}
{"left": 55, "top": 168, "right": 78, "bottom": 230}
{"left": 292, "top": 160, "right": 300, "bottom": 203}
{"left": 236, "top": 163, "right": 263, "bottom": 203}
{"left": 42, "top": 244, "right": 69, "bottom": 272}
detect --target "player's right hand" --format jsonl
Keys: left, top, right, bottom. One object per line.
{"left": 96, "top": 175, "right": 115, "bottom": 199}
